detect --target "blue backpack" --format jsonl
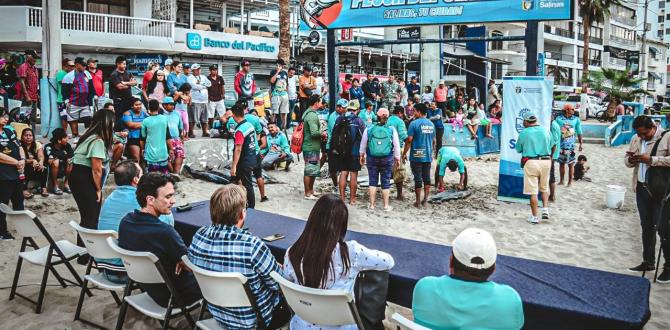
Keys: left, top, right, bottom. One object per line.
{"left": 367, "top": 125, "right": 393, "bottom": 157}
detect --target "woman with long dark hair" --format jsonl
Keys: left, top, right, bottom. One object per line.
{"left": 20, "top": 128, "right": 47, "bottom": 198}
{"left": 144, "top": 70, "right": 168, "bottom": 103}
{"left": 69, "top": 110, "right": 115, "bottom": 263}
{"left": 283, "top": 194, "right": 394, "bottom": 330}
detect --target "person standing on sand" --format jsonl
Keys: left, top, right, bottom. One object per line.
{"left": 556, "top": 104, "right": 583, "bottom": 187}
{"left": 402, "top": 103, "right": 435, "bottom": 207}
{"left": 625, "top": 115, "right": 670, "bottom": 283}
{"left": 515, "top": 111, "right": 552, "bottom": 224}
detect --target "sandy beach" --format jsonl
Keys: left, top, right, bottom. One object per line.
{"left": 0, "top": 143, "right": 668, "bottom": 329}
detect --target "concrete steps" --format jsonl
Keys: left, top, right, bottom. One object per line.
{"left": 584, "top": 137, "right": 605, "bottom": 145}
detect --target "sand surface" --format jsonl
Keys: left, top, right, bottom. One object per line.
{"left": 0, "top": 143, "right": 668, "bottom": 329}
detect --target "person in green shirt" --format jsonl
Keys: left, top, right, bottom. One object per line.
{"left": 413, "top": 228, "right": 524, "bottom": 330}
{"left": 549, "top": 115, "right": 562, "bottom": 202}
{"left": 69, "top": 109, "right": 115, "bottom": 263}
{"left": 359, "top": 101, "right": 378, "bottom": 128}
{"left": 515, "top": 111, "right": 552, "bottom": 224}
{"left": 301, "top": 94, "right": 326, "bottom": 199}
{"left": 435, "top": 146, "right": 467, "bottom": 192}
{"left": 388, "top": 105, "right": 408, "bottom": 200}
{"left": 56, "top": 58, "right": 74, "bottom": 132}
{"left": 141, "top": 99, "right": 172, "bottom": 174}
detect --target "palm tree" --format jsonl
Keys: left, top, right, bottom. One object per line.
{"left": 586, "top": 68, "right": 647, "bottom": 120}
{"left": 278, "top": 0, "right": 291, "bottom": 64}
{"left": 546, "top": 65, "right": 570, "bottom": 86}
{"left": 579, "top": 0, "right": 623, "bottom": 88}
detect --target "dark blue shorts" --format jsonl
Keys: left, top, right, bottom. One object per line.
{"left": 367, "top": 155, "right": 394, "bottom": 189}
{"left": 410, "top": 161, "right": 432, "bottom": 188}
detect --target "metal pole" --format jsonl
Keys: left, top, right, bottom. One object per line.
{"left": 189, "top": 0, "right": 194, "bottom": 29}
{"left": 327, "top": 29, "right": 339, "bottom": 113}
{"left": 41, "top": 0, "right": 62, "bottom": 136}
{"left": 640, "top": 0, "right": 649, "bottom": 89}
{"left": 525, "top": 21, "right": 539, "bottom": 76}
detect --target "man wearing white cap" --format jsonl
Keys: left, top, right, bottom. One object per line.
{"left": 516, "top": 111, "right": 552, "bottom": 224}
{"left": 162, "top": 58, "right": 173, "bottom": 77}
{"left": 412, "top": 228, "right": 524, "bottom": 330}
{"left": 187, "top": 63, "right": 212, "bottom": 137}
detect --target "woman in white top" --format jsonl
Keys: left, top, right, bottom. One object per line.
{"left": 283, "top": 194, "right": 395, "bottom": 330}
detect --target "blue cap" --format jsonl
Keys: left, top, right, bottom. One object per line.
{"left": 183, "top": 63, "right": 191, "bottom": 69}
{"left": 162, "top": 96, "right": 175, "bottom": 104}
{"left": 522, "top": 111, "right": 537, "bottom": 122}
{"left": 336, "top": 99, "right": 348, "bottom": 107}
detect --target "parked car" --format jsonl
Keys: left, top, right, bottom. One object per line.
{"left": 553, "top": 94, "right": 604, "bottom": 120}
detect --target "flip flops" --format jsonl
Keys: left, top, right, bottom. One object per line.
{"left": 53, "top": 188, "right": 63, "bottom": 196}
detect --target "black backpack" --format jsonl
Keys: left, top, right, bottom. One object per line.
{"left": 645, "top": 130, "right": 670, "bottom": 203}
{"left": 331, "top": 116, "right": 354, "bottom": 158}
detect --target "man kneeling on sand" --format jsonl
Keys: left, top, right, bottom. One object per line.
{"left": 412, "top": 228, "right": 524, "bottom": 329}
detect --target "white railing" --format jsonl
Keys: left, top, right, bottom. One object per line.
{"left": 608, "top": 57, "right": 627, "bottom": 67}
{"left": 25, "top": 7, "right": 173, "bottom": 38}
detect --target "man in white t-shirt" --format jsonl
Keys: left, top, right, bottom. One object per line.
{"left": 287, "top": 67, "right": 298, "bottom": 128}
{"left": 187, "top": 63, "right": 212, "bottom": 137}
{"left": 312, "top": 69, "right": 324, "bottom": 96}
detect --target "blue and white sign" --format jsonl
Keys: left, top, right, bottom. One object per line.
{"left": 498, "top": 76, "right": 553, "bottom": 203}
{"left": 176, "top": 29, "right": 279, "bottom": 60}
{"left": 301, "top": 0, "right": 573, "bottom": 29}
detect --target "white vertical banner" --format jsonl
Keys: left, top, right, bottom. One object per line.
{"left": 498, "top": 76, "right": 554, "bottom": 202}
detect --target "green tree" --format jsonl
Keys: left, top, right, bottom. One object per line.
{"left": 586, "top": 68, "right": 647, "bottom": 120}
{"left": 579, "top": 0, "right": 624, "bottom": 88}
{"left": 546, "top": 65, "right": 570, "bottom": 86}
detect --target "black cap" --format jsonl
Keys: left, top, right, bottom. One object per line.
{"left": 241, "top": 60, "right": 251, "bottom": 66}
{"left": 74, "top": 57, "right": 86, "bottom": 65}
{"left": 276, "top": 59, "right": 286, "bottom": 65}
{"left": 209, "top": 64, "right": 218, "bottom": 70}
{"left": 303, "top": 66, "right": 312, "bottom": 72}
{"left": 183, "top": 63, "right": 191, "bottom": 69}
{"left": 25, "top": 50, "right": 39, "bottom": 58}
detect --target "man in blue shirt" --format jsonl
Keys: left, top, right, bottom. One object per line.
{"left": 413, "top": 228, "right": 524, "bottom": 330}
{"left": 118, "top": 172, "right": 201, "bottom": 308}
{"left": 230, "top": 102, "right": 260, "bottom": 209}
{"left": 555, "top": 104, "right": 583, "bottom": 187}
{"left": 261, "top": 122, "right": 293, "bottom": 170}
{"left": 515, "top": 111, "right": 552, "bottom": 224}
{"left": 435, "top": 146, "right": 467, "bottom": 192}
{"left": 188, "top": 184, "right": 289, "bottom": 329}
{"left": 402, "top": 103, "right": 435, "bottom": 207}
{"left": 97, "top": 160, "right": 174, "bottom": 284}
{"left": 406, "top": 76, "right": 420, "bottom": 100}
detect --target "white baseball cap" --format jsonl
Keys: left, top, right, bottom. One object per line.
{"left": 191, "top": 63, "right": 201, "bottom": 70}
{"left": 164, "top": 59, "right": 173, "bottom": 66}
{"left": 452, "top": 228, "right": 497, "bottom": 269}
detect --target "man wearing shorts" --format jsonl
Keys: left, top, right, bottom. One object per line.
{"left": 187, "top": 63, "right": 211, "bottom": 137}
{"left": 207, "top": 65, "right": 225, "bottom": 134}
{"left": 269, "top": 59, "right": 290, "bottom": 129}
{"left": 549, "top": 114, "right": 561, "bottom": 201}
{"left": 515, "top": 111, "right": 552, "bottom": 224}
{"left": 555, "top": 104, "right": 583, "bottom": 187}
{"left": 62, "top": 57, "right": 94, "bottom": 139}
{"left": 163, "top": 97, "right": 185, "bottom": 175}
{"left": 403, "top": 103, "right": 435, "bottom": 207}
{"left": 301, "top": 95, "right": 325, "bottom": 199}
{"left": 56, "top": 58, "right": 73, "bottom": 134}
{"left": 141, "top": 100, "right": 172, "bottom": 174}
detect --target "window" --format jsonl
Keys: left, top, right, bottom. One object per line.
{"left": 660, "top": 2, "right": 665, "bottom": 9}
{"left": 88, "top": 0, "right": 130, "bottom": 16}
{"left": 491, "top": 62, "right": 503, "bottom": 80}
{"left": 659, "top": 30, "right": 665, "bottom": 38}
{"left": 491, "top": 31, "right": 504, "bottom": 50}
{"left": 666, "top": 28, "right": 670, "bottom": 34}
{"left": 660, "top": 16, "right": 665, "bottom": 23}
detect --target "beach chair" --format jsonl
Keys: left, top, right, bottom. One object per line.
{"left": 106, "top": 237, "right": 200, "bottom": 330}
{"left": 0, "top": 203, "right": 88, "bottom": 313}
{"left": 69, "top": 221, "right": 126, "bottom": 328}
{"left": 270, "top": 271, "right": 365, "bottom": 329}
{"left": 391, "top": 313, "right": 432, "bottom": 330}
{"left": 180, "top": 255, "right": 270, "bottom": 330}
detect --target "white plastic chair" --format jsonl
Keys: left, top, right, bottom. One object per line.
{"left": 106, "top": 237, "right": 200, "bottom": 330}
{"left": 181, "top": 255, "right": 269, "bottom": 330}
{"left": 69, "top": 221, "right": 126, "bottom": 327}
{"left": 391, "top": 313, "right": 432, "bottom": 330}
{"left": 270, "top": 271, "right": 365, "bottom": 329}
{"left": 1, "top": 203, "right": 88, "bottom": 313}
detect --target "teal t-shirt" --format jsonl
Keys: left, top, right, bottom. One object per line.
{"left": 359, "top": 109, "right": 378, "bottom": 128}
{"left": 407, "top": 117, "right": 435, "bottom": 163}
{"left": 413, "top": 275, "right": 524, "bottom": 330}
{"left": 141, "top": 114, "right": 170, "bottom": 164}
{"left": 515, "top": 125, "right": 551, "bottom": 158}
{"left": 164, "top": 110, "right": 183, "bottom": 139}
{"left": 227, "top": 114, "right": 262, "bottom": 135}
{"left": 550, "top": 120, "right": 561, "bottom": 160}
{"left": 386, "top": 115, "right": 408, "bottom": 147}
{"left": 437, "top": 146, "right": 465, "bottom": 176}
{"left": 325, "top": 111, "right": 342, "bottom": 150}
{"left": 56, "top": 69, "right": 67, "bottom": 103}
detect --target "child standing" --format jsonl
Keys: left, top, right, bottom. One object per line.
{"left": 162, "top": 97, "right": 184, "bottom": 175}
{"left": 141, "top": 99, "right": 172, "bottom": 174}
{"left": 175, "top": 83, "right": 192, "bottom": 139}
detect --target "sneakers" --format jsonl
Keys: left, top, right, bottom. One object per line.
{"left": 628, "top": 263, "right": 655, "bottom": 272}
{"left": 260, "top": 196, "right": 269, "bottom": 203}
{"left": 527, "top": 216, "right": 539, "bottom": 224}
{"left": 658, "top": 269, "right": 670, "bottom": 284}
{"left": 541, "top": 208, "right": 550, "bottom": 220}
{"left": 0, "top": 232, "right": 15, "bottom": 241}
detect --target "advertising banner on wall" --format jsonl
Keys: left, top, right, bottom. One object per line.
{"left": 498, "top": 76, "right": 553, "bottom": 203}
{"left": 175, "top": 28, "right": 279, "bottom": 60}
{"left": 301, "top": 0, "right": 573, "bottom": 29}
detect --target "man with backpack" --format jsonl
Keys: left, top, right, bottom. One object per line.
{"left": 326, "top": 99, "right": 349, "bottom": 189}
{"left": 293, "top": 94, "right": 325, "bottom": 199}
{"left": 230, "top": 102, "right": 260, "bottom": 209}
{"left": 360, "top": 108, "right": 401, "bottom": 210}
{"left": 331, "top": 99, "right": 365, "bottom": 204}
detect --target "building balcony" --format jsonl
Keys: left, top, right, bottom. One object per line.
{"left": 607, "top": 57, "right": 627, "bottom": 68}
{"left": 577, "top": 58, "right": 602, "bottom": 67}
{"left": 545, "top": 51, "right": 574, "bottom": 62}
{"left": 610, "top": 15, "right": 636, "bottom": 27}
{"left": 608, "top": 35, "right": 636, "bottom": 48}
{"left": 544, "top": 25, "right": 575, "bottom": 39}
{"left": 577, "top": 33, "right": 603, "bottom": 45}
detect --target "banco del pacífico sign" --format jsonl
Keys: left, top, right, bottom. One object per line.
{"left": 187, "top": 33, "right": 276, "bottom": 53}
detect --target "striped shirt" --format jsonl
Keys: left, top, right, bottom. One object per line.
{"left": 63, "top": 70, "right": 92, "bottom": 107}
{"left": 188, "top": 225, "right": 281, "bottom": 330}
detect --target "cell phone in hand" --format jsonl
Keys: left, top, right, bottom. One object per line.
{"left": 262, "top": 234, "right": 286, "bottom": 242}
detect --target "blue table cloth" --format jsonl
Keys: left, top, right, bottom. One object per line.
{"left": 173, "top": 203, "right": 651, "bottom": 330}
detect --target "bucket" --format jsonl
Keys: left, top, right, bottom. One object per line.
{"left": 606, "top": 185, "right": 626, "bottom": 209}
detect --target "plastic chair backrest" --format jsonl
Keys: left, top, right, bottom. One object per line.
{"left": 180, "top": 255, "right": 252, "bottom": 307}
{"left": 270, "top": 272, "right": 358, "bottom": 326}
{"left": 69, "top": 221, "right": 119, "bottom": 259}
{"left": 106, "top": 237, "right": 164, "bottom": 284}
{"left": 0, "top": 203, "right": 41, "bottom": 238}
{"left": 391, "top": 313, "right": 432, "bottom": 330}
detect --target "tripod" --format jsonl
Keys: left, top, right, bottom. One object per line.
{"left": 642, "top": 191, "right": 670, "bottom": 282}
